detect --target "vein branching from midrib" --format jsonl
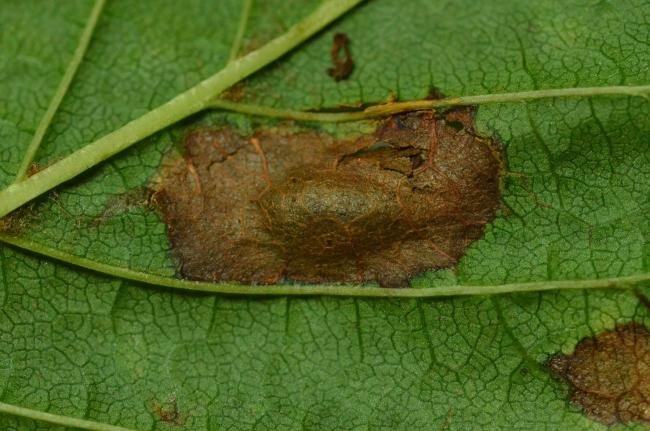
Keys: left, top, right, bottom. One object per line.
{"left": 0, "top": 0, "right": 364, "bottom": 218}
{"left": 229, "top": 0, "right": 254, "bottom": 62}
{"left": 12, "top": 0, "right": 106, "bottom": 183}
{"left": 0, "top": 401, "right": 137, "bottom": 431}
{"left": 0, "top": 2, "right": 366, "bottom": 429}
{"left": 211, "top": 85, "right": 650, "bottom": 122}
{"left": 0, "top": 1, "right": 648, "bottom": 297}
{"left": 7, "top": 2, "right": 649, "bottom": 431}
{"left": 0, "top": 233, "right": 647, "bottom": 298}
{"left": 1, "top": 80, "right": 648, "bottom": 218}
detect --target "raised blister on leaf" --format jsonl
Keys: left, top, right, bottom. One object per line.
{"left": 153, "top": 108, "right": 502, "bottom": 287}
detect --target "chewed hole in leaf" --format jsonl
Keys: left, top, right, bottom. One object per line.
{"left": 548, "top": 323, "right": 650, "bottom": 426}
{"left": 152, "top": 108, "right": 502, "bottom": 287}
{"left": 327, "top": 32, "right": 354, "bottom": 82}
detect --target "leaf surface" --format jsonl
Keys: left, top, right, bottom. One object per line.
{"left": 0, "top": 0, "right": 649, "bottom": 429}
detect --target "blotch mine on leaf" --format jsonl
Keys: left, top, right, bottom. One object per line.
{"left": 327, "top": 32, "right": 354, "bottom": 82}
{"left": 152, "top": 107, "right": 502, "bottom": 287}
{"left": 548, "top": 323, "right": 650, "bottom": 426}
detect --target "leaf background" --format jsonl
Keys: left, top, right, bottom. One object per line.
{"left": 0, "top": 0, "right": 649, "bottom": 429}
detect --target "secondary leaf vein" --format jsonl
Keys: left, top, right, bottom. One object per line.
{"left": 13, "top": 0, "right": 106, "bottom": 183}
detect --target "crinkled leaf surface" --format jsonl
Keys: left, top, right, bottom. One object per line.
{"left": 0, "top": 0, "right": 649, "bottom": 429}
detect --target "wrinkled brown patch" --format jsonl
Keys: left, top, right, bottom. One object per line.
{"left": 548, "top": 323, "right": 650, "bottom": 426}
{"left": 327, "top": 32, "right": 354, "bottom": 82}
{"left": 153, "top": 108, "right": 502, "bottom": 287}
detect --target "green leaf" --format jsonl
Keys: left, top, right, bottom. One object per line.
{"left": 1, "top": 0, "right": 649, "bottom": 429}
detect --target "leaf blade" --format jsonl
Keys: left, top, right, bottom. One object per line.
{"left": 12, "top": 0, "right": 106, "bottom": 183}
{"left": 0, "top": 0, "right": 364, "bottom": 218}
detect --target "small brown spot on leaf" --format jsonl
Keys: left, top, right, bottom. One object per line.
{"left": 548, "top": 323, "right": 650, "bottom": 426}
{"left": 441, "top": 408, "right": 455, "bottom": 430}
{"left": 153, "top": 108, "right": 502, "bottom": 287}
{"left": 220, "top": 82, "right": 246, "bottom": 102}
{"left": 27, "top": 162, "right": 42, "bottom": 177}
{"left": 152, "top": 397, "right": 183, "bottom": 426}
{"left": 327, "top": 32, "right": 354, "bottom": 82}
{"left": 426, "top": 87, "right": 446, "bottom": 100}
{"left": 0, "top": 202, "right": 39, "bottom": 235}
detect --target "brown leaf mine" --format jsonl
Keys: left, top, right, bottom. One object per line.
{"left": 548, "top": 323, "right": 650, "bottom": 426}
{"left": 153, "top": 108, "right": 502, "bottom": 287}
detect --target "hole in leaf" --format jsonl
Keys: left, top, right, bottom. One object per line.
{"left": 327, "top": 32, "right": 354, "bottom": 82}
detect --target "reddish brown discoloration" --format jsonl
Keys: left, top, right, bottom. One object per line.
{"left": 220, "top": 82, "right": 246, "bottom": 102}
{"left": 153, "top": 397, "right": 183, "bottom": 426}
{"left": 27, "top": 163, "right": 42, "bottom": 177}
{"left": 327, "top": 32, "right": 354, "bottom": 82}
{"left": 548, "top": 323, "right": 650, "bottom": 426}
{"left": 153, "top": 108, "right": 502, "bottom": 287}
